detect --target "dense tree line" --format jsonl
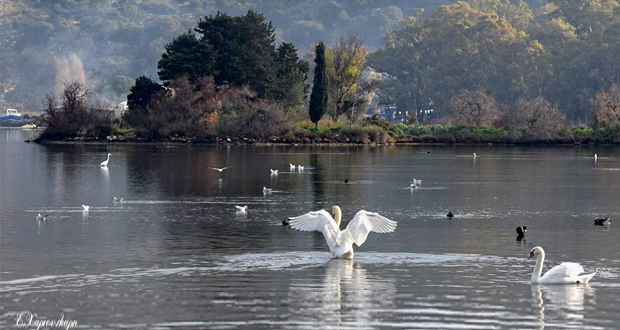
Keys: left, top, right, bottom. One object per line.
{"left": 367, "top": 0, "right": 620, "bottom": 132}
{"left": 124, "top": 10, "right": 308, "bottom": 139}
{"left": 32, "top": 1, "right": 620, "bottom": 143}
{"left": 0, "top": 0, "right": 459, "bottom": 111}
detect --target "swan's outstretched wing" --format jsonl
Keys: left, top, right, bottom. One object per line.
{"left": 342, "top": 210, "right": 397, "bottom": 247}
{"left": 287, "top": 210, "right": 340, "bottom": 248}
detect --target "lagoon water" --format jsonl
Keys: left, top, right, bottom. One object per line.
{"left": 1, "top": 128, "right": 620, "bottom": 329}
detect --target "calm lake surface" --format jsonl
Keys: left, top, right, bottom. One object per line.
{"left": 1, "top": 128, "right": 620, "bottom": 329}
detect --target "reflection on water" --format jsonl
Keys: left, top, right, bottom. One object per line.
{"left": 532, "top": 284, "right": 595, "bottom": 328}
{"left": 287, "top": 258, "right": 396, "bottom": 329}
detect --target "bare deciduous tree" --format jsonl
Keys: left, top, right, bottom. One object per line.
{"left": 591, "top": 84, "right": 620, "bottom": 129}
{"left": 515, "top": 96, "right": 566, "bottom": 139}
{"left": 41, "top": 81, "right": 115, "bottom": 140}
{"left": 447, "top": 90, "right": 499, "bottom": 127}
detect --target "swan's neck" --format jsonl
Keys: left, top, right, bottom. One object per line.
{"left": 333, "top": 206, "right": 342, "bottom": 228}
{"left": 532, "top": 251, "right": 545, "bottom": 282}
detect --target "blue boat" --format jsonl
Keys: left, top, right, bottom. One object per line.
{"left": 0, "top": 109, "right": 24, "bottom": 121}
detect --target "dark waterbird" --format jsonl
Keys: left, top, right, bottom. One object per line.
{"left": 516, "top": 226, "right": 527, "bottom": 241}
{"left": 594, "top": 217, "right": 611, "bottom": 226}
{"left": 447, "top": 212, "right": 454, "bottom": 218}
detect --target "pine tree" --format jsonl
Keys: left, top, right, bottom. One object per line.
{"left": 309, "top": 41, "right": 328, "bottom": 129}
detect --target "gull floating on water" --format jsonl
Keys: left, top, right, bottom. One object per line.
{"left": 113, "top": 196, "right": 124, "bottom": 203}
{"left": 235, "top": 205, "right": 248, "bottom": 213}
{"left": 290, "top": 163, "right": 296, "bottom": 171}
{"left": 594, "top": 154, "right": 598, "bottom": 160}
{"left": 209, "top": 166, "right": 231, "bottom": 172}
{"left": 82, "top": 204, "right": 90, "bottom": 212}
{"left": 297, "top": 165, "right": 305, "bottom": 171}
{"left": 37, "top": 213, "right": 49, "bottom": 221}
{"left": 411, "top": 178, "right": 422, "bottom": 186}
{"left": 528, "top": 246, "right": 597, "bottom": 284}
{"left": 263, "top": 186, "right": 272, "bottom": 194}
{"left": 100, "top": 153, "right": 111, "bottom": 166}
{"left": 473, "top": 152, "right": 477, "bottom": 159}
{"left": 270, "top": 169, "right": 279, "bottom": 175}
{"left": 287, "top": 206, "right": 397, "bottom": 259}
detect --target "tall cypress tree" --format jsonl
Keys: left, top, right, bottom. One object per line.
{"left": 309, "top": 41, "right": 328, "bottom": 129}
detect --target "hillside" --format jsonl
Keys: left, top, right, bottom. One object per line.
{"left": 0, "top": 0, "right": 547, "bottom": 112}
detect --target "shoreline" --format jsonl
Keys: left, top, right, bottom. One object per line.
{"left": 28, "top": 136, "right": 618, "bottom": 147}
{"left": 12, "top": 126, "right": 619, "bottom": 146}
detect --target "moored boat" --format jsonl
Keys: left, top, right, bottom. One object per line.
{"left": 0, "top": 109, "right": 24, "bottom": 121}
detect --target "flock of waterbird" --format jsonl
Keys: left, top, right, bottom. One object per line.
{"left": 285, "top": 206, "right": 600, "bottom": 283}
{"left": 37, "top": 151, "right": 608, "bottom": 284}
{"left": 36, "top": 153, "right": 122, "bottom": 221}
{"left": 284, "top": 151, "right": 605, "bottom": 284}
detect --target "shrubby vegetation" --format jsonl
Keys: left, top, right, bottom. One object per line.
{"left": 40, "top": 82, "right": 118, "bottom": 141}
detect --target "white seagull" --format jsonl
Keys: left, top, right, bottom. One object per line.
{"left": 100, "top": 153, "right": 111, "bottom": 166}
{"left": 287, "top": 206, "right": 397, "bottom": 259}
{"left": 411, "top": 178, "right": 422, "bottom": 186}
{"left": 209, "top": 166, "right": 231, "bottom": 172}
{"left": 263, "top": 187, "right": 272, "bottom": 194}
{"left": 82, "top": 204, "right": 90, "bottom": 212}
{"left": 113, "top": 196, "right": 124, "bottom": 203}
{"left": 594, "top": 154, "right": 598, "bottom": 160}
{"left": 270, "top": 169, "right": 279, "bottom": 175}
{"left": 235, "top": 205, "right": 248, "bottom": 213}
{"left": 36, "top": 213, "right": 48, "bottom": 221}
{"left": 290, "top": 163, "right": 296, "bottom": 170}
{"left": 528, "top": 246, "right": 597, "bottom": 284}
{"left": 297, "top": 165, "right": 305, "bottom": 171}
{"left": 473, "top": 152, "right": 477, "bottom": 159}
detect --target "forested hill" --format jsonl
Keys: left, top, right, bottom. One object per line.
{"left": 1, "top": 0, "right": 546, "bottom": 112}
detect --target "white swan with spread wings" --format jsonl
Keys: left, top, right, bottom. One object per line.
{"left": 528, "top": 246, "right": 597, "bottom": 284}
{"left": 287, "top": 206, "right": 397, "bottom": 259}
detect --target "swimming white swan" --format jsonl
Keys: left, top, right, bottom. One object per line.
{"left": 528, "top": 246, "right": 597, "bottom": 284}
{"left": 100, "top": 153, "right": 111, "bottom": 166}
{"left": 209, "top": 166, "right": 231, "bottom": 172}
{"left": 270, "top": 169, "right": 279, "bottom": 175}
{"left": 235, "top": 205, "right": 248, "bottom": 213}
{"left": 82, "top": 204, "right": 90, "bottom": 212}
{"left": 287, "top": 206, "right": 397, "bottom": 259}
